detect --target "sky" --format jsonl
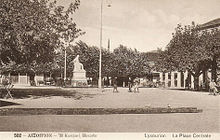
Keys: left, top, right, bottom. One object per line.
{"left": 57, "top": 0, "right": 220, "bottom": 52}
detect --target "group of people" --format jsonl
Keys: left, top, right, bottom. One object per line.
{"left": 113, "top": 77, "right": 140, "bottom": 93}
{"left": 111, "top": 76, "right": 220, "bottom": 95}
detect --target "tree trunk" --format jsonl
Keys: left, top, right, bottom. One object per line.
{"left": 106, "top": 76, "right": 110, "bottom": 87}
{"left": 202, "top": 70, "right": 209, "bottom": 91}
{"left": 193, "top": 75, "right": 200, "bottom": 91}
{"left": 211, "top": 56, "right": 217, "bottom": 82}
{"left": 29, "top": 73, "right": 36, "bottom": 86}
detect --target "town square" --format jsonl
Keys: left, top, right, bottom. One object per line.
{"left": 0, "top": 0, "right": 220, "bottom": 137}
{"left": 0, "top": 87, "right": 219, "bottom": 132}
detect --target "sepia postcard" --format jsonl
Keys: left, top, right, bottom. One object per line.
{"left": 0, "top": 0, "right": 219, "bottom": 139}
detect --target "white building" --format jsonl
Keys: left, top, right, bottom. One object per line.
{"left": 158, "top": 71, "right": 212, "bottom": 89}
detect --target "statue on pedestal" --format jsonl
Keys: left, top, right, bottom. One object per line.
{"left": 72, "top": 55, "right": 88, "bottom": 87}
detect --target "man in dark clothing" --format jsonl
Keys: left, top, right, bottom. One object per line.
{"left": 113, "top": 77, "right": 118, "bottom": 93}
{"left": 128, "top": 77, "right": 132, "bottom": 92}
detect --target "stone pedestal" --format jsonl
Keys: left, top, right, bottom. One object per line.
{"left": 71, "top": 55, "right": 88, "bottom": 87}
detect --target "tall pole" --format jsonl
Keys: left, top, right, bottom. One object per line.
{"left": 98, "top": 0, "right": 103, "bottom": 89}
{"left": 64, "top": 44, "right": 67, "bottom": 81}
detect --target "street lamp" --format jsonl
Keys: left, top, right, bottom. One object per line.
{"left": 98, "top": 0, "right": 103, "bottom": 89}
{"left": 98, "top": 0, "right": 111, "bottom": 89}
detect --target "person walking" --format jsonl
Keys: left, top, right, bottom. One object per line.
{"left": 113, "top": 77, "right": 118, "bottom": 93}
{"left": 128, "top": 77, "right": 132, "bottom": 92}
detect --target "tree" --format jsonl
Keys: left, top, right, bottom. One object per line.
{"left": 0, "top": 0, "right": 83, "bottom": 80}
{"left": 204, "top": 29, "right": 220, "bottom": 82}
{"left": 112, "top": 45, "right": 150, "bottom": 78}
{"left": 156, "top": 22, "right": 220, "bottom": 90}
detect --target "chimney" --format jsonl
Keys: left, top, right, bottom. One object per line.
{"left": 108, "top": 39, "right": 110, "bottom": 52}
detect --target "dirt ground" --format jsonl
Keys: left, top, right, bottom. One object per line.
{"left": 0, "top": 87, "right": 219, "bottom": 132}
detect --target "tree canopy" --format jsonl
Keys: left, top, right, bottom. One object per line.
{"left": 60, "top": 42, "right": 151, "bottom": 79}
{"left": 0, "top": 0, "right": 83, "bottom": 75}
{"left": 156, "top": 22, "right": 220, "bottom": 90}
{"left": 112, "top": 45, "right": 150, "bottom": 78}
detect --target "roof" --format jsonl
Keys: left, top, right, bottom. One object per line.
{"left": 198, "top": 18, "right": 220, "bottom": 30}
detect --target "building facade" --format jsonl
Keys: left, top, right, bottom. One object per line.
{"left": 158, "top": 71, "right": 212, "bottom": 89}
{"left": 0, "top": 73, "right": 45, "bottom": 86}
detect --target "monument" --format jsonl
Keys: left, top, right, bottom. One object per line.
{"left": 71, "top": 55, "right": 88, "bottom": 87}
